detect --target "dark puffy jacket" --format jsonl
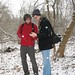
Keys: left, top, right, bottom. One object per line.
{"left": 37, "top": 17, "right": 53, "bottom": 51}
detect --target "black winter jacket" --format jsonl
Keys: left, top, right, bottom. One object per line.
{"left": 37, "top": 17, "right": 53, "bottom": 51}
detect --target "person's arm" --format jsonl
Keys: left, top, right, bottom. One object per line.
{"left": 45, "top": 19, "right": 54, "bottom": 33}
{"left": 17, "top": 25, "right": 22, "bottom": 38}
{"left": 37, "top": 19, "right": 52, "bottom": 38}
{"left": 37, "top": 31, "right": 47, "bottom": 38}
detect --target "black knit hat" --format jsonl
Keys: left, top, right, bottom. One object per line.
{"left": 32, "top": 9, "right": 41, "bottom": 17}
{"left": 23, "top": 14, "right": 31, "bottom": 21}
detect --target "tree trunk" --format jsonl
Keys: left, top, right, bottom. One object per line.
{"left": 56, "top": 4, "right": 75, "bottom": 57}
{"left": 46, "top": 0, "right": 50, "bottom": 20}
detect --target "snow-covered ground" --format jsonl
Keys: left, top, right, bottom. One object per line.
{"left": 0, "top": 37, "right": 75, "bottom": 75}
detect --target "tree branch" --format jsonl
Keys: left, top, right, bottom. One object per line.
{"left": 35, "top": 2, "right": 45, "bottom": 8}
{"left": 0, "top": 27, "right": 15, "bottom": 41}
{"left": 34, "top": 0, "right": 39, "bottom": 7}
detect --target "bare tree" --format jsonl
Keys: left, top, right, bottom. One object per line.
{"left": 0, "top": 1, "right": 16, "bottom": 42}
{"left": 56, "top": 0, "right": 75, "bottom": 57}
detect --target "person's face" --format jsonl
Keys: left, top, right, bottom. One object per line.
{"left": 33, "top": 15, "right": 40, "bottom": 21}
{"left": 25, "top": 18, "right": 31, "bottom": 24}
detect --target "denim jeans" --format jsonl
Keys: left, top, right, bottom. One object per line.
{"left": 42, "top": 50, "right": 51, "bottom": 75}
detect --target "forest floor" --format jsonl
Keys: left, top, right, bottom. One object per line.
{"left": 0, "top": 37, "right": 75, "bottom": 75}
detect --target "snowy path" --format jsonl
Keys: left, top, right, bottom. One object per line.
{"left": 0, "top": 38, "right": 75, "bottom": 75}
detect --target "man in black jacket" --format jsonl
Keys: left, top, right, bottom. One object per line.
{"left": 30, "top": 9, "right": 53, "bottom": 75}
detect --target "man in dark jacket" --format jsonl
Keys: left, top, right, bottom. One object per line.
{"left": 30, "top": 9, "right": 53, "bottom": 75}
{"left": 17, "top": 14, "right": 38, "bottom": 75}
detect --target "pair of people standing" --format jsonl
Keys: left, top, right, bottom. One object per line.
{"left": 17, "top": 9, "right": 53, "bottom": 75}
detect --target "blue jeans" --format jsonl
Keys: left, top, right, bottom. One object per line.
{"left": 42, "top": 50, "right": 51, "bottom": 75}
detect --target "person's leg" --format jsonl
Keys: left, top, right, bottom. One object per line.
{"left": 27, "top": 46, "right": 38, "bottom": 75}
{"left": 20, "top": 46, "right": 29, "bottom": 75}
{"left": 42, "top": 50, "right": 51, "bottom": 75}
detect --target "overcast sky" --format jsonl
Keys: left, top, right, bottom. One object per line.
{"left": 1, "top": 0, "right": 21, "bottom": 16}
{"left": 0, "top": 0, "right": 44, "bottom": 16}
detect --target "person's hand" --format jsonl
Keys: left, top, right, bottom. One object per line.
{"left": 29, "top": 32, "right": 37, "bottom": 38}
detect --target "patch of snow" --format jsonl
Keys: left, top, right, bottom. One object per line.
{"left": 0, "top": 37, "right": 75, "bottom": 75}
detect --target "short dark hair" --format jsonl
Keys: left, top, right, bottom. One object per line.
{"left": 23, "top": 14, "right": 31, "bottom": 21}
